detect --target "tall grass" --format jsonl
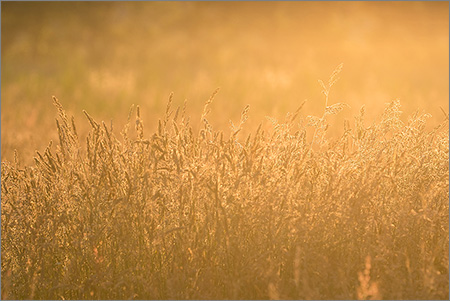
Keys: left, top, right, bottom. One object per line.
{"left": 1, "top": 71, "right": 448, "bottom": 299}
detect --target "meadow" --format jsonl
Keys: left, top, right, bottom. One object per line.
{"left": 1, "top": 2, "right": 449, "bottom": 300}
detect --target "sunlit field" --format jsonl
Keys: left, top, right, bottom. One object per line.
{"left": 1, "top": 1, "right": 449, "bottom": 300}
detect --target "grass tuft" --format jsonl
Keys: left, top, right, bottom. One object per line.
{"left": 1, "top": 84, "right": 448, "bottom": 299}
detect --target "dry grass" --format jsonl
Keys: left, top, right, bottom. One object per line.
{"left": 1, "top": 69, "right": 449, "bottom": 299}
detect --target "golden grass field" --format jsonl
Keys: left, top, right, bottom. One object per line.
{"left": 1, "top": 1, "right": 449, "bottom": 300}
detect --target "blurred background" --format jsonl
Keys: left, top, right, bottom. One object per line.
{"left": 2, "top": 1, "right": 448, "bottom": 164}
